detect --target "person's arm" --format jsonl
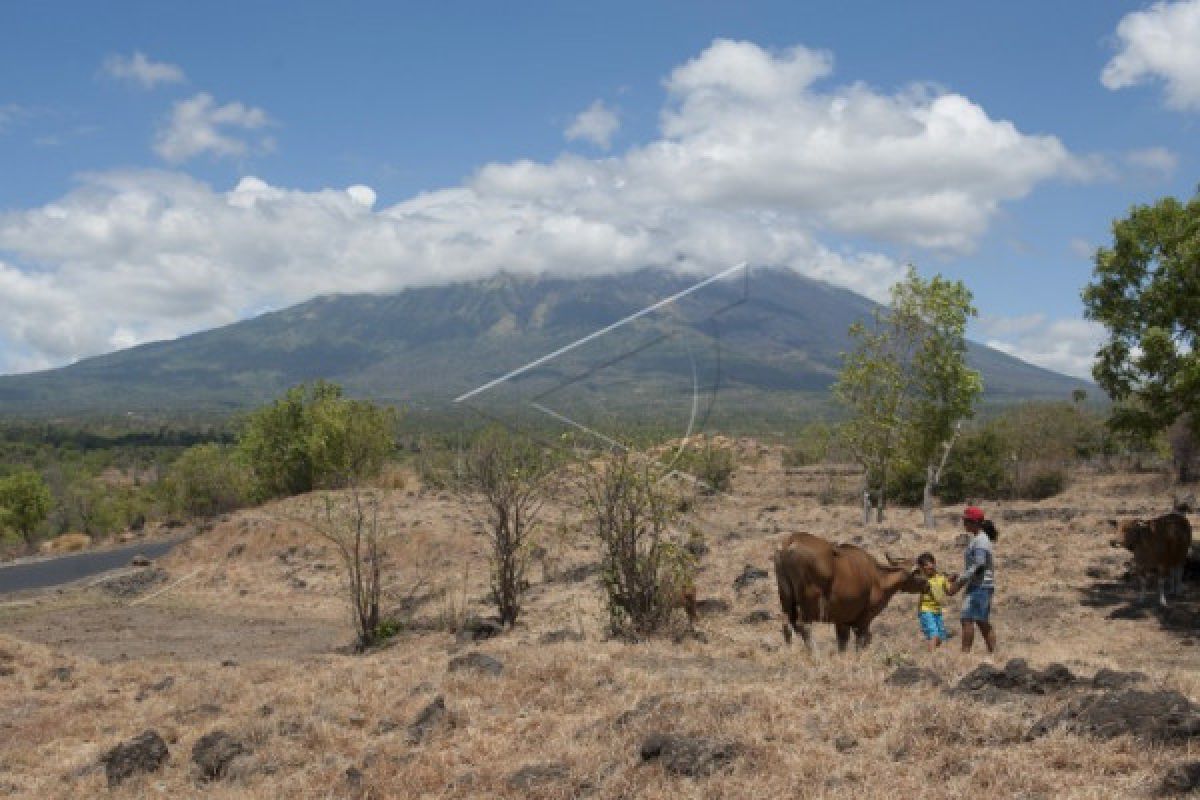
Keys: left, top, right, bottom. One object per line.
{"left": 944, "top": 573, "right": 962, "bottom": 596}
{"left": 957, "top": 546, "right": 987, "bottom": 591}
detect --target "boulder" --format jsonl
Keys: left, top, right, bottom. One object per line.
{"left": 506, "top": 762, "right": 570, "bottom": 790}
{"left": 639, "top": 733, "right": 740, "bottom": 777}
{"left": 101, "top": 730, "right": 169, "bottom": 787}
{"left": 447, "top": 652, "right": 503, "bottom": 677}
{"left": 732, "top": 565, "right": 768, "bottom": 593}
{"left": 191, "top": 730, "right": 245, "bottom": 781}
{"left": 1030, "top": 690, "right": 1200, "bottom": 744}
{"left": 407, "top": 695, "right": 453, "bottom": 745}
{"left": 885, "top": 666, "right": 943, "bottom": 688}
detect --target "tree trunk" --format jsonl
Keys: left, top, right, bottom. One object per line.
{"left": 862, "top": 479, "right": 872, "bottom": 527}
{"left": 922, "top": 464, "right": 935, "bottom": 529}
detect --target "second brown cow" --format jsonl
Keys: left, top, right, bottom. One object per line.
{"left": 773, "top": 532, "right": 927, "bottom": 654}
{"left": 1109, "top": 511, "right": 1193, "bottom": 607}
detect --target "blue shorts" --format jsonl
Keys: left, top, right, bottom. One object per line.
{"left": 961, "top": 587, "right": 993, "bottom": 622}
{"left": 918, "top": 611, "right": 947, "bottom": 641}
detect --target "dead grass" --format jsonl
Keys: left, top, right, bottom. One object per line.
{"left": 1, "top": 445, "right": 1197, "bottom": 798}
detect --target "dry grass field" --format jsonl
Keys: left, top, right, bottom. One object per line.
{"left": 2, "top": 442, "right": 1198, "bottom": 799}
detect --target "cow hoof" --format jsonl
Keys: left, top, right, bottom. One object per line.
{"left": 781, "top": 623, "right": 793, "bottom": 645}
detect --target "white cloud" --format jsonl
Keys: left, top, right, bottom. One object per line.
{"left": 0, "top": 104, "right": 31, "bottom": 133}
{"left": 565, "top": 100, "right": 620, "bottom": 149}
{"left": 1102, "top": 0, "right": 1200, "bottom": 111}
{"left": 1124, "top": 145, "right": 1179, "bottom": 176}
{"left": 1069, "top": 237, "right": 1095, "bottom": 259}
{"left": 980, "top": 314, "right": 1104, "bottom": 379}
{"left": 0, "top": 39, "right": 1085, "bottom": 372}
{"left": 154, "top": 93, "right": 272, "bottom": 163}
{"left": 102, "top": 52, "right": 186, "bottom": 89}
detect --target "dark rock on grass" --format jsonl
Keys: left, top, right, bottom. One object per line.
{"left": 135, "top": 675, "right": 175, "bottom": 701}
{"left": 886, "top": 665, "right": 944, "bottom": 688}
{"left": 455, "top": 615, "right": 504, "bottom": 644}
{"left": 506, "top": 762, "right": 570, "bottom": 790}
{"left": 833, "top": 734, "right": 858, "bottom": 752}
{"left": 640, "top": 733, "right": 740, "bottom": 777}
{"left": 49, "top": 665, "right": 73, "bottom": 682}
{"left": 191, "top": 730, "right": 245, "bottom": 781}
{"left": 740, "top": 609, "right": 773, "bottom": 625}
{"left": 407, "top": 695, "right": 454, "bottom": 744}
{"left": 1030, "top": 690, "right": 1200, "bottom": 744}
{"left": 733, "top": 565, "right": 768, "bottom": 593}
{"left": 1092, "top": 668, "right": 1147, "bottom": 691}
{"left": 99, "top": 568, "right": 168, "bottom": 598}
{"left": 539, "top": 628, "right": 585, "bottom": 645}
{"left": 685, "top": 538, "right": 709, "bottom": 558}
{"left": 695, "top": 598, "right": 730, "bottom": 615}
{"left": 101, "top": 730, "right": 169, "bottom": 787}
{"left": 1160, "top": 762, "right": 1200, "bottom": 795}
{"left": 955, "top": 659, "right": 1076, "bottom": 699}
{"left": 448, "top": 652, "right": 503, "bottom": 677}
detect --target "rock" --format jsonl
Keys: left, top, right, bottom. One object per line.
{"left": 954, "top": 659, "right": 1076, "bottom": 698}
{"left": 347, "top": 713, "right": 367, "bottom": 728}
{"left": 130, "top": 554, "right": 151, "bottom": 567}
{"left": 1091, "top": 668, "right": 1147, "bottom": 691}
{"left": 135, "top": 675, "right": 175, "bottom": 701}
{"left": 191, "top": 730, "right": 245, "bottom": 781}
{"left": 639, "top": 733, "right": 740, "bottom": 777}
{"left": 834, "top": 734, "right": 858, "bottom": 752}
{"left": 539, "top": 629, "right": 585, "bottom": 645}
{"left": 733, "top": 565, "right": 769, "bottom": 593}
{"left": 100, "top": 730, "right": 169, "bottom": 787}
{"left": 221, "top": 659, "right": 238, "bottom": 668}
{"left": 99, "top": 568, "right": 168, "bottom": 598}
{"left": 407, "top": 695, "right": 452, "bottom": 744}
{"left": 1030, "top": 690, "right": 1200, "bottom": 744}
{"left": 740, "top": 610, "right": 772, "bottom": 625}
{"left": 455, "top": 615, "right": 504, "bottom": 644}
{"left": 885, "top": 666, "right": 943, "bottom": 688}
{"left": 1160, "top": 762, "right": 1200, "bottom": 795}
{"left": 685, "top": 538, "right": 709, "bottom": 558}
{"left": 695, "top": 598, "right": 730, "bottom": 615}
{"left": 49, "top": 665, "right": 73, "bottom": 682}
{"left": 448, "top": 652, "right": 503, "bottom": 676}
{"left": 506, "top": 763, "right": 570, "bottom": 790}
{"left": 226, "top": 543, "right": 245, "bottom": 559}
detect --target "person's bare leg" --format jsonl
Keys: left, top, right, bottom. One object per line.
{"left": 960, "top": 621, "right": 974, "bottom": 653}
{"left": 978, "top": 621, "right": 996, "bottom": 653}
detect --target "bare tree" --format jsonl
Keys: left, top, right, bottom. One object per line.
{"left": 310, "top": 490, "right": 385, "bottom": 652}
{"left": 462, "top": 429, "right": 550, "bottom": 627}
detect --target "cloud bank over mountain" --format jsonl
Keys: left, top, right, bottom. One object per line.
{"left": 0, "top": 40, "right": 1087, "bottom": 374}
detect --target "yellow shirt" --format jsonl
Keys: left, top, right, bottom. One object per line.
{"left": 919, "top": 573, "right": 949, "bottom": 614}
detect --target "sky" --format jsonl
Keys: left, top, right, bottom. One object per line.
{"left": 1, "top": 1, "right": 1198, "bottom": 380}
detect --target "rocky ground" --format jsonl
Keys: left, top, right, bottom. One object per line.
{"left": 1, "top": 443, "right": 1198, "bottom": 798}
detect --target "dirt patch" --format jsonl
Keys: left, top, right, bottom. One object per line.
{"left": 0, "top": 602, "right": 344, "bottom": 663}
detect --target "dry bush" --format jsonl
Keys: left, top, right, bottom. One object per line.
{"left": 307, "top": 490, "right": 387, "bottom": 651}
{"left": 585, "top": 451, "right": 694, "bottom": 635}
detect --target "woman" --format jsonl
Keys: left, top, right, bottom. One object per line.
{"left": 950, "top": 506, "right": 997, "bottom": 654}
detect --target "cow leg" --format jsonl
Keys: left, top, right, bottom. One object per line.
{"left": 835, "top": 624, "right": 851, "bottom": 653}
{"left": 1158, "top": 571, "right": 1169, "bottom": 608}
{"left": 854, "top": 626, "right": 872, "bottom": 652}
{"left": 797, "top": 623, "right": 815, "bottom": 656}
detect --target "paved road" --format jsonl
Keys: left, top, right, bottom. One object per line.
{"left": 0, "top": 536, "right": 187, "bottom": 594}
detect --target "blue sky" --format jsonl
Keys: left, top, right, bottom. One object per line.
{"left": 1, "top": 0, "right": 1198, "bottom": 378}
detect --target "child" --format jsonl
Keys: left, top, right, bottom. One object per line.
{"left": 916, "top": 552, "right": 952, "bottom": 651}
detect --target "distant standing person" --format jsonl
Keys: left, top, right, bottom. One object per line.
{"left": 953, "top": 506, "right": 997, "bottom": 654}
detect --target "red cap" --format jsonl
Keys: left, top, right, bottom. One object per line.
{"left": 963, "top": 506, "right": 985, "bottom": 522}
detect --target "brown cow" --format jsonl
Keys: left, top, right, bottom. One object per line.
{"left": 773, "top": 532, "right": 926, "bottom": 654}
{"left": 1108, "top": 512, "right": 1193, "bottom": 607}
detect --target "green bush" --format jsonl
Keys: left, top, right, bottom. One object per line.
{"left": 937, "top": 429, "right": 1011, "bottom": 503}
{"left": 163, "top": 444, "right": 249, "bottom": 518}
{"left": 885, "top": 461, "right": 926, "bottom": 507}
{"left": 0, "top": 469, "right": 51, "bottom": 547}
{"left": 238, "top": 381, "right": 398, "bottom": 499}
{"left": 669, "top": 441, "right": 735, "bottom": 495}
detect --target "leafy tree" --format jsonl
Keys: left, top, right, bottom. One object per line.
{"left": 238, "top": 381, "right": 398, "bottom": 499}
{"left": 162, "top": 444, "right": 250, "bottom": 518}
{"left": 835, "top": 267, "right": 981, "bottom": 525}
{"left": 1083, "top": 190, "right": 1200, "bottom": 482}
{"left": 0, "top": 469, "right": 52, "bottom": 548}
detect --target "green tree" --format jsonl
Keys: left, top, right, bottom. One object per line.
{"left": 1083, "top": 190, "right": 1200, "bottom": 482}
{"left": 0, "top": 469, "right": 52, "bottom": 549}
{"left": 163, "top": 444, "right": 250, "bottom": 518}
{"left": 238, "top": 381, "right": 398, "bottom": 499}
{"left": 835, "top": 267, "right": 981, "bottom": 525}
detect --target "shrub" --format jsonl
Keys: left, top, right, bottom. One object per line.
{"left": 308, "top": 490, "right": 387, "bottom": 652}
{"left": 668, "top": 441, "right": 735, "bottom": 495}
{"left": 937, "top": 429, "right": 1011, "bottom": 503}
{"left": 0, "top": 469, "right": 51, "bottom": 549}
{"left": 782, "top": 422, "right": 836, "bottom": 468}
{"left": 238, "top": 381, "right": 398, "bottom": 500}
{"left": 1021, "top": 468, "right": 1067, "bottom": 500}
{"left": 586, "top": 452, "right": 694, "bottom": 635}
{"left": 462, "top": 429, "right": 550, "bottom": 627}
{"left": 162, "top": 444, "right": 249, "bottom": 518}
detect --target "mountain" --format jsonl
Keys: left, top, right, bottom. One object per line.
{"left": 0, "top": 267, "right": 1090, "bottom": 421}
